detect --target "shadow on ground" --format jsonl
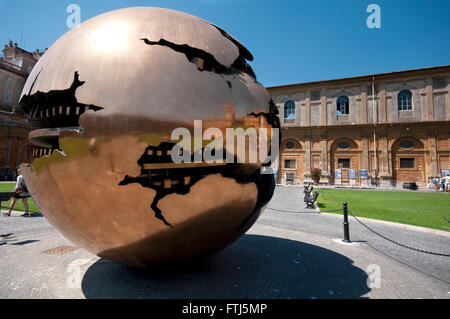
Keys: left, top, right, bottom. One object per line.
{"left": 81, "top": 234, "right": 370, "bottom": 299}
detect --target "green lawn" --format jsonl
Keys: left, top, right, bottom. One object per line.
{"left": 0, "top": 183, "right": 40, "bottom": 214}
{"left": 316, "top": 189, "right": 450, "bottom": 232}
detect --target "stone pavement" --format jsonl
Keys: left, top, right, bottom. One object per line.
{"left": 0, "top": 187, "right": 449, "bottom": 299}
{"left": 264, "top": 186, "right": 450, "bottom": 283}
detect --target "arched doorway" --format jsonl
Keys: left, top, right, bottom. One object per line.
{"left": 330, "top": 139, "right": 360, "bottom": 186}
{"left": 391, "top": 137, "right": 425, "bottom": 187}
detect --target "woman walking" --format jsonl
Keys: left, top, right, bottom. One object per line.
{"left": 2, "top": 168, "right": 31, "bottom": 217}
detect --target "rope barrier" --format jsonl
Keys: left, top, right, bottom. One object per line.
{"left": 347, "top": 210, "right": 450, "bottom": 257}
{"left": 267, "top": 207, "right": 318, "bottom": 214}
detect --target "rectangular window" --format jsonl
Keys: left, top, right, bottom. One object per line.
{"left": 337, "top": 96, "right": 350, "bottom": 115}
{"left": 310, "top": 91, "right": 320, "bottom": 101}
{"left": 433, "top": 78, "right": 446, "bottom": 90}
{"left": 400, "top": 158, "right": 415, "bottom": 169}
{"left": 338, "top": 159, "right": 350, "bottom": 169}
{"left": 284, "top": 159, "right": 296, "bottom": 169}
{"left": 398, "top": 91, "right": 412, "bottom": 111}
{"left": 284, "top": 101, "right": 296, "bottom": 123}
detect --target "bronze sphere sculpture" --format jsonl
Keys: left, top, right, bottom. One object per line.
{"left": 19, "top": 7, "right": 279, "bottom": 267}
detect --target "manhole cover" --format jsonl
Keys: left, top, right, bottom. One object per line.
{"left": 43, "top": 246, "right": 79, "bottom": 255}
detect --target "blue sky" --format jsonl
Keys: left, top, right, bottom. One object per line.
{"left": 0, "top": 0, "right": 449, "bottom": 87}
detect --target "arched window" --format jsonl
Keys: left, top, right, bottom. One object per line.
{"left": 400, "top": 140, "right": 414, "bottom": 149}
{"left": 285, "top": 141, "right": 296, "bottom": 149}
{"left": 398, "top": 90, "right": 412, "bottom": 111}
{"left": 338, "top": 142, "right": 351, "bottom": 149}
{"left": 337, "top": 96, "right": 349, "bottom": 115}
{"left": 284, "top": 101, "right": 296, "bottom": 123}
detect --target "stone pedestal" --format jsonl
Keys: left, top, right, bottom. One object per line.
{"left": 320, "top": 173, "right": 329, "bottom": 185}
{"left": 303, "top": 173, "right": 313, "bottom": 185}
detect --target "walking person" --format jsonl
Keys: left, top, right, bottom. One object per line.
{"left": 433, "top": 177, "right": 440, "bottom": 192}
{"left": 2, "top": 168, "right": 31, "bottom": 217}
{"left": 446, "top": 174, "right": 450, "bottom": 193}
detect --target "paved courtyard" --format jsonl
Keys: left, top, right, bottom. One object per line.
{"left": 0, "top": 186, "right": 449, "bottom": 299}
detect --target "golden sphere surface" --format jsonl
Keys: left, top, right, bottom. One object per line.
{"left": 19, "top": 7, "right": 279, "bottom": 267}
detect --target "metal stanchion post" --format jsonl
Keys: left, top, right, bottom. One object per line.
{"left": 343, "top": 202, "right": 351, "bottom": 243}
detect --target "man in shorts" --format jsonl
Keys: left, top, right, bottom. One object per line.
{"left": 2, "top": 168, "right": 31, "bottom": 217}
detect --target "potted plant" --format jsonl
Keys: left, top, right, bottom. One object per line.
{"left": 310, "top": 167, "right": 322, "bottom": 184}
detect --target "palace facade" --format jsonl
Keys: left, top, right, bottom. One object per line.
{"left": 0, "top": 41, "right": 44, "bottom": 180}
{"left": 267, "top": 65, "right": 450, "bottom": 188}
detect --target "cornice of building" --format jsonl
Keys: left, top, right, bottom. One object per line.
{"left": 0, "top": 60, "right": 29, "bottom": 77}
{"left": 280, "top": 120, "right": 450, "bottom": 132}
{"left": 267, "top": 65, "right": 450, "bottom": 93}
